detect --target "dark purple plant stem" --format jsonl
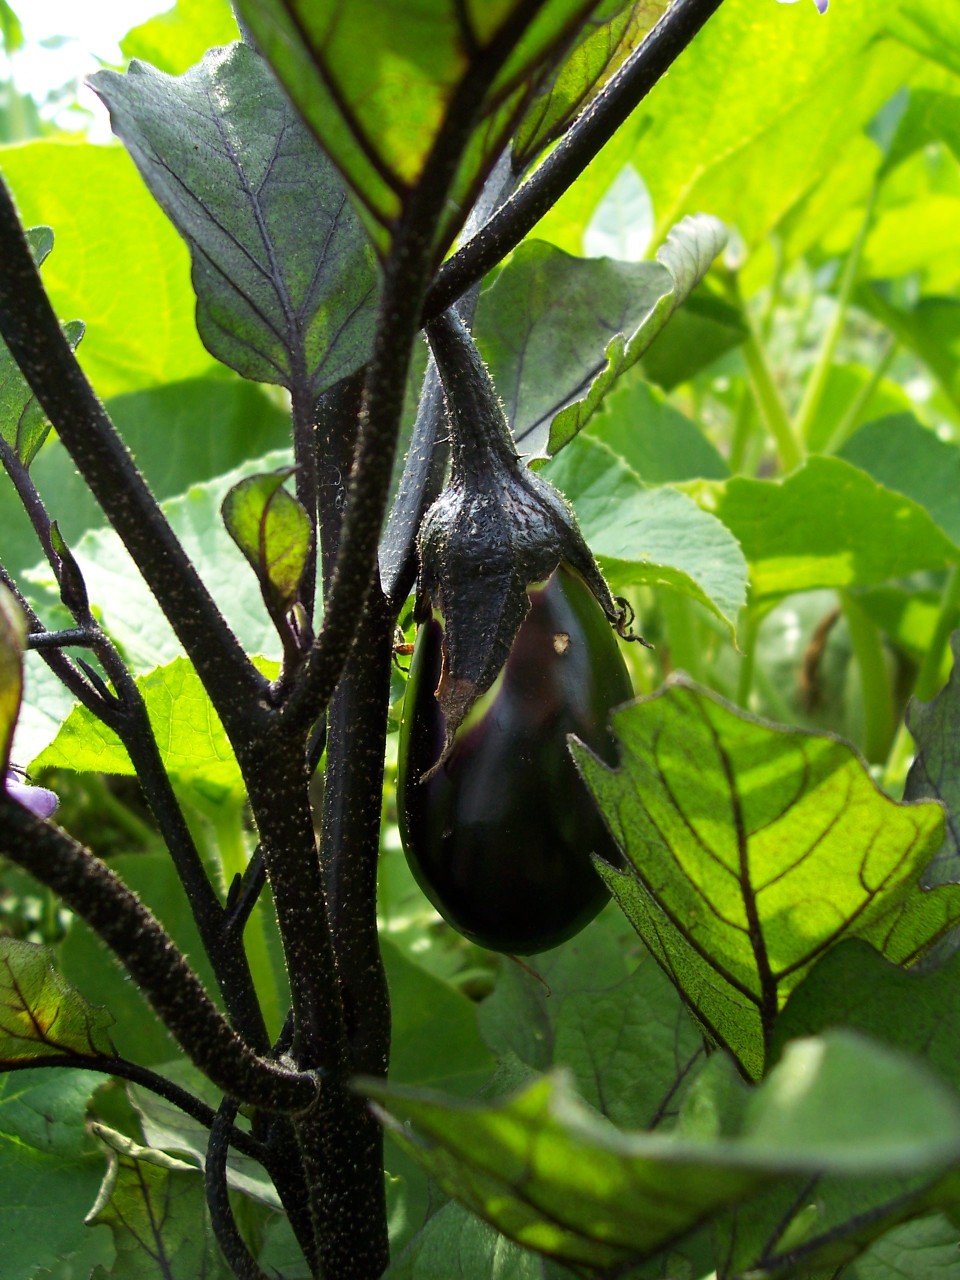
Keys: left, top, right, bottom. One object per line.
{"left": 423, "top": 0, "right": 726, "bottom": 321}
{"left": 0, "top": 797, "right": 316, "bottom": 1112}
{"left": 206, "top": 1098, "right": 272, "bottom": 1280}
{"left": 0, "top": 178, "right": 268, "bottom": 738}
{"left": 8, "top": 1056, "right": 266, "bottom": 1162}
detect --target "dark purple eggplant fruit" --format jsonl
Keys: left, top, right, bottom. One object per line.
{"left": 397, "top": 309, "right": 644, "bottom": 954}
{"left": 398, "top": 564, "right": 633, "bottom": 954}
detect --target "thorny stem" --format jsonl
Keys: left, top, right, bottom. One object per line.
{"left": 423, "top": 0, "right": 726, "bottom": 321}
{"left": 207, "top": 1099, "right": 272, "bottom": 1280}
{"left": 0, "top": 178, "right": 269, "bottom": 741}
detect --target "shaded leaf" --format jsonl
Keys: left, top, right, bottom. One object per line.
{"left": 844, "top": 1214, "right": 960, "bottom": 1280}
{"left": 0, "top": 939, "right": 114, "bottom": 1065}
{"left": 545, "top": 437, "right": 746, "bottom": 636}
{"left": 91, "top": 43, "right": 380, "bottom": 398}
{"left": 364, "top": 1033, "right": 960, "bottom": 1274}
{"left": 840, "top": 415, "right": 960, "bottom": 551}
{"left": 775, "top": 939, "right": 960, "bottom": 1098}
{"left": 696, "top": 456, "right": 957, "bottom": 603}
{"left": 89, "top": 1124, "right": 231, "bottom": 1280}
{"left": 475, "top": 216, "right": 726, "bottom": 461}
{"left": 478, "top": 913, "right": 704, "bottom": 1132}
{"left": 384, "top": 938, "right": 495, "bottom": 1097}
{"left": 905, "top": 634, "right": 960, "bottom": 887}
{"left": 573, "top": 676, "right": 955, "bottom": 1078}
{"left": 128, "top": 1064, "right": 278, "bottom": 1208}
{"left": 58, "top": 851, "right": 250, "bottom": 1067}
{"left": 385, "top": 1199, "right": 544, "bottom": 1279}
{"left": 222, "top": 468, "right": 313, "bottom": 621}
{"left": 0, "top": 1069, "right": 110, "bottom": 1279}
{"left": 0, "top": 226, "right": 83, "bottom": 467}
{"left": 585, "top": 377, "right": 728, "bottom": 483}
{"left": 235, "top": 0, "right": 647, "bottom": 256}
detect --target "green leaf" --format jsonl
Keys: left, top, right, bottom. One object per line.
{"left": 845, "top": 1214, "right": 960, "bottom": 1280}
{"left": 0, "top": 939, "right": 115, "bottom": 1065}
{"left": 385, "top": 1199, "right": 544, "bottom": 1279}
{"left": 91, "top": 44, "right": 380, "bottom": 398}
{"left": 840, "top": 415, "right": 960, "bottom": 546}
{"left": 857, "top": 289, "right": 960, "bottom": 417}
{"left": 0, "top": 582, "right": 25, "bottom": 772}
{"left": 363, "top": 1032, "right": 960, "bottom": 1274}
{"left": 539, "top": 3, "right": 910, "bottom": 264}
{"left": 22, "top": 375, "right": 292, "bottom": 568}
{"left": 888, "top": 3, "right": 960, "bottom": 81}
{"left": 478, "top": 914, "right": 704, "bottom": 1132}
{"left": 0, "top": 142, "right": 218, "bottom": 398}
{"left": 475, "top": 217, "right": 726, "bottom": 461}
{"left": 905, "top": 634, "right": 960, "bottom": 887}
{"left": 0, "top": 1069, "right": 110, "bottom": 1279}
{"left": 512, "top": 5, "right": 667, "bottom": 169}
{"left": 88, "top": 1124, "right": 232, "bottom": 1280}
{"left": 544, "top": 438, "right": 747, "bottom": 636}
{"left": 127, "top": 1062, "right": 278, "bottom": 1208}
{"left": 775, "top": 940, "right": 960, "bottom": 1096}
{"left": 22, "top": 450, "right": 293, "bottom": 683}
{"left": 572, "top": 377, "right": 728, "bottom": 484}
{"left": 0, "top": 226, "right": 83, "bottom": 467}
{"left": 222, "top": 468, "right": 313, "bottom": 621}
{"left": 121, "top": 0, "right": 239, "bottom": 74}
{"left": 384, "top": 938, "right": 495, "bottom": 1097}
{"left": 34, "top": 655, "right": 279, "bottom": 803}
{"left": 697, "top": 456, "right": 958, "bottom": 603}
{"left": 638, "top": 282, "right": 748, "bottom": 391}
{"left": 235, "top": 0, "right": 647, "bottom": 256}
{"left": 58, "top": 851, "right": 227, "bottom": 1066}
{"left": 573, "top": 676, "right": 955, "bottom": 1079}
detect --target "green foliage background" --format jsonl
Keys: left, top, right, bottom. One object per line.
{"left": 3, "top": 0, "right": 960, "bottom": 1276}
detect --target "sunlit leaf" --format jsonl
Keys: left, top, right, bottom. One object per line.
{"left": 0, "top": 226, "right": 83, "bottom": 467}
{"left": 235, "top": 0, "right": 643, "bottom": 256}
{"left": 695, "top": 456, "right": 958, "bottom": 603}
{"left": 0, "top": 143, "right": 218, "bottom": 397}
{"left": 222, "top": 468, "right": 314, "bottom": 622}
{"left": 574, "top": 677, "right": 956, "bottom": 1078}
{"left": 120, "top": 0, "right": 239, "bottom": 74}
{"left": 34, "top": 654, "right": 279, "bottom": 803}
{"left": 0, "top": 939, "right": 115, "bottom": 1065}
{"left": 364, "top": 1033, "right": 960, "bottom": 1274}
{"left": 88, "top": 1124, "right": 231, "bottom": 1279}
{"left": 545, "top": 437, "right": 747, "bottom": 636}
{"left": 92, "top": 44, "right": 380, "bottom": 399}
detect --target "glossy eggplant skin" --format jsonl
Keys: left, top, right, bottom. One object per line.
{"left": 397, "top": 564, "right": 632, "bottom": 954}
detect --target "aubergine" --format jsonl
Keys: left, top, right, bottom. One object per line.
{"left": 397, "top": 562, "right": 632, "bottom": 954}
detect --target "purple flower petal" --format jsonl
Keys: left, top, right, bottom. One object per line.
{"left": 5, "top": 774, "right": 59, "bottom": 819}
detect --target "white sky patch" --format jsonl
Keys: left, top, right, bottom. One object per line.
{"left": 3, "top": 0, "right": 170, "bottom": 139}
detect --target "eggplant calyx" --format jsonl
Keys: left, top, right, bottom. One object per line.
{"left": 418, "top": 309, "right": 643, "bottom": 761}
